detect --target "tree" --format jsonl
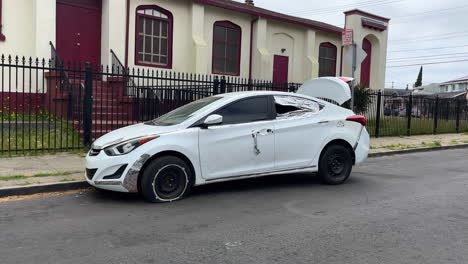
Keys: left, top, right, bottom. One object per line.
{"left": 414, "top": 66, "right": 423, "bottom": 87}
{"left": 343, "top": 83, "right": 372, "bottom": 113}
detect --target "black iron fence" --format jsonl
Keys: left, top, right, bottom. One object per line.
{"left": 0, "top": 55, "right": 299, "bottom": 154}
{"left": 1, "top": 54, "right": 467, "bottom": 154}
{"left": 356, "top": 91, "right": 468, "bottom": 137}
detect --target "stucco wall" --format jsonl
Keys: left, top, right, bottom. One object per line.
{"left": 127, "top": 0, "right": 193, "bottom": 73}
{"left": 343, "top": 13, "right": 389, "bottom": 90}
{"left": 204, "top": 5, "right": 252, "bottom": 77}
{"left": 101, "top": 0, "right": 127, "bottom": 67}
{"left": 0, "top": 0, "right": 35, "bottom": 58}
{"left": 0, "top": 0, "right": 389, "bottom": 91}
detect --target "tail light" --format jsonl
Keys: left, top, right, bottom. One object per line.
{"left": 346, "top": 115, "right": 366, "bottom": 126}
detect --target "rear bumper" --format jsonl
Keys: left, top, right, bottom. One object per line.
{"left": 354, "top": 128, "right": 370, "bottom": 164}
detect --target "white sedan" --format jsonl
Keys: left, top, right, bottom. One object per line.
{"left": 85, "top": 77, "right": 369, "bottom": 203}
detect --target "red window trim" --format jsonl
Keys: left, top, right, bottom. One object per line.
{"left": 318, "top": 42, "right": 337, "bottom": 77}
{"left": 212, "top": 21, "right": 242, "bottom": 76}
{"left": 0, "top": 0, "right": 5, "bottom": 41}
{"left": 134, "top": 5, "right": 173, "bottom": 69}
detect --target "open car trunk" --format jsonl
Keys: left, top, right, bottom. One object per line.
{"left": 296, "top": 77, "right": 353, "bottom": 105}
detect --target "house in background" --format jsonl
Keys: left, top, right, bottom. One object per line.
{"left": 414, "top": 76, "right": 468, "bottom": 100}
{"left": 0, "top": 0, "right": 389, "bottom": 89}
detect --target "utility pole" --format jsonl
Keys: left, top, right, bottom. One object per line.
{"left": 350, "top": 41, "right": 357, "bottom": 111}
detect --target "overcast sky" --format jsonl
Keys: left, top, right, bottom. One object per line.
{"left": 234, "top": 0, "right": 468, "bottom": 89}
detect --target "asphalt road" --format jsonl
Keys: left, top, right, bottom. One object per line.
{"left": 1, "top": 149, "right": 468, "bottom": 264}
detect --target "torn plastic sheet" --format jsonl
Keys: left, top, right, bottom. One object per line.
{"left": 274, "top": 96, "right": 322, "bottom": 112}
{"left": 274, "top": 96, "right": 322, "bottom": 120}
{"left": 276, "top": 110, "right": 318, "bottom": 120}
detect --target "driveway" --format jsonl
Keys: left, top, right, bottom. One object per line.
{"left": 1, "top": 149, "right": 468, "bottom": 264}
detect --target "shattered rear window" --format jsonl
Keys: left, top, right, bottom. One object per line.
{"left": 274, "top": 95, "right": 323, "bottom": 120}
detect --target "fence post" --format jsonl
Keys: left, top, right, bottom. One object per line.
{"left": 213, "top": 77, "right": 219, "bottom": 95}
{"left": 406, "top": 93, "right": 413, "bottom": 136}
{"left": 67, "top": 85, "right": 73, "bottom": 120}
{"left": 83, "top": 63, "right": 93, "bottom": 147}
{"left": 375, "top": 90, "right": 382, "bottom": 138}
{"left": 433, "top": 96, "right": 439, "bottom": 134}
{"left": 220, "top": 77, "right": 226, "bottom": 94}
{"left": 455, "top": 99, "right": 461, "bottom": 133}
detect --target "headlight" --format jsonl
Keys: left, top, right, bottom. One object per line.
{"left": 104, "top": 136, "right": 159, "bottom": 156}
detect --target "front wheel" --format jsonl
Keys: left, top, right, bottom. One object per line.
{"left": 140, "top": 156, "right": 193, "bottom": 203}
{"left": 318, "top": 144, "right": 353, "bottom": 185}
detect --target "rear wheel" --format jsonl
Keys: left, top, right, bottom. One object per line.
{"left": 318, "top": 144, "right": 353, "bottom": 185}
{"left": 140, "top": 156, "right": 193, "bottom": 203}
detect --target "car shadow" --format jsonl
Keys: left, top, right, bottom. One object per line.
{"left": 190, "top": 173, "right": 322, "bottom": 198}
{"left": 87, "top": 172, "right": 364, "bottom": 203}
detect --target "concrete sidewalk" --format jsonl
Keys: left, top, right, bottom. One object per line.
{"left": 0, "top": 133, "right": 467, "bottom": 188}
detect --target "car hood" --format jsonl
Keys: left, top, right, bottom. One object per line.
{"left": 91, "top": 123, "right": 181, "bottom": 149}
{"left": 296, "top": 77, "right": 352, "bottom": 105}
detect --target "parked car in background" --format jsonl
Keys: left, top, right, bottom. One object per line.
{"left": 85, "top": 78, "right": 369, "bottom": 203}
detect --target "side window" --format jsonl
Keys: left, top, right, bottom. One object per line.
{"left": 274, "top": 96, "right": 322, "bottom": 120}
{"left": 217, "top": 96, "right": 271, "bottom": 125}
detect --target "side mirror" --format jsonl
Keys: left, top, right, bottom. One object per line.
{"left": 202, "top": 114, "right": 223, "bottom": 128}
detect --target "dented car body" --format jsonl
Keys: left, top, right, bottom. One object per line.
{"left": 86, "top": 79, "right": 369, "bottom": 202}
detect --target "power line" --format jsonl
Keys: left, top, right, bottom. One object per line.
{"left": 388, "top": 45, "right": 468, "bottom": 53}
{"left": 388, "top": 52, "right": 468, "bottom": 61}
{"left": 290, "top": 0, "right": 403, "bottom": 16}
{"left": 390, "top": 30, "right": 468, "bottom": 42}
{"left": 389, "top": 56, "right": 468, "bottom": 64}
{"left": 387, "top": 59, "right": 468, "bottom": 68}
{"left": 391, "top": 4, "right": 468, "bottom": 20}
{"left": 390, "top": 33, "right": 468, "bottom": 44}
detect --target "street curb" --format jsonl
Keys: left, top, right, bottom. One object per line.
{"left": 368, "top": 143, "right": 468, "bottom": 158}
{"left": 0, "top": 144, "right": 467, "bottom": 198}
{"left": 0, "top": 181, "right": 90, "bottom": 198}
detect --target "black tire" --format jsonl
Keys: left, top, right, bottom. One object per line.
{"left": 140, "top": 156, "right": 193, "bottom": 203}
{"left": 318, "top": 144, "right": 353, "bottom": 185}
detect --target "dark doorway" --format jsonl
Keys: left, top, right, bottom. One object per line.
{"left": 273, "top": 55, "right": 289, "bottom": 84}
{"left": 56, "top": 0, "right": 102, "bottom": 65}
{"left": 360, "top": 38, "right": 372, "bottom": 88}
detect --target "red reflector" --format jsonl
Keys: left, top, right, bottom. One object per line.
{"left": 346, "top": 115, "right": 366, "bottom": 126}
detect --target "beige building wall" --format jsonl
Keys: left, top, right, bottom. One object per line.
{"left": 0, "top": 0, "right": 389, "bottom": 90}
{"left": 127, "top": 0, "right": 193, "bottom": 73}
{"left": 342, "top": 12, "right": 389, "bottom": 90}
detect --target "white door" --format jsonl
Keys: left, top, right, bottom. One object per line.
{"left": 199, "top": 96, "right": 275, "bottom": 180}
{"left": 272, "top": 95, "right": 330, "bottom": 170}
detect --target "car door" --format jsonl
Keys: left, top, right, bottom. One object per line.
{"left": 272, "top": 95, "right": 330, "bottom": 170}
{"left": 198, "top": 96, "right": 275, "bottom": 180}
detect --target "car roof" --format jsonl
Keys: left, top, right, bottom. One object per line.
{"left": 213, "top": 91, "right": 329, "bottom": 104}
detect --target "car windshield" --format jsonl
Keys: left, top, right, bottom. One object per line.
{"left": 147, "top": 96, "right": 222, "bottom": 126}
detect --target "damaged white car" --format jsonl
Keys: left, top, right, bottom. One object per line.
{"left": 85, "top": 77, "right": 369, "bottom": 203}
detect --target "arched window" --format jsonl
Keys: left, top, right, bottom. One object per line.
{"left": 318, "top": 42, "right": 337, "bottom": 77}
{"left": 212, "top": 21, "right": 241, "bottom": 75}
{"left": 135, "top": 5, "right": 173, "bottom": 68}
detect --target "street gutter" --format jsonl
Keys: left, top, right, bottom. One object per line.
{"left": 0, "top": 144, "right": 467, "bottom": 198}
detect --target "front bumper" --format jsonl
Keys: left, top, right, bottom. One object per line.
{"left": 85, "top": 150, "right": 149, "bottom": 193}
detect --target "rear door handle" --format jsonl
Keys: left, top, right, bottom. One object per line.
{"left": 318, "top": 120, "right": 329, "bottom": 124}
{"left": 256, "top": 128, "right": 274, "bottom": 135}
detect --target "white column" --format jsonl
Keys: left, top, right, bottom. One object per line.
{"left": 32, "top": 0, "right": 56, "bottom": 60}
{"left": 101, "top": 0, "right": 127, "bottom": 67}
{"left": 251, "top": 18, "right": 270, "bottom": 80}
{"left": 304, "top": 29, "right": 317, "bottom": 80}
{"left": 191, "top": 3, "right": 208, "bottom": 74}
